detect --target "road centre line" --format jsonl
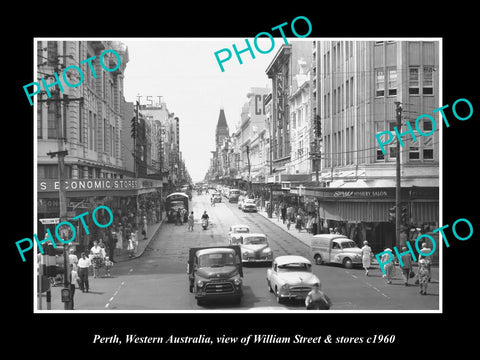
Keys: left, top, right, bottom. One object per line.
{"left": 105, "top": 281, "right": 126, "bottom": 309}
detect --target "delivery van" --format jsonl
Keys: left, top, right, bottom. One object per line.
{"left": 311, "top": 234, "right": 363, "bottom": 269}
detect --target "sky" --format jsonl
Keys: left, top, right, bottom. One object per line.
{"left": 121, "top": 38, "right": 283, "bottom": 182}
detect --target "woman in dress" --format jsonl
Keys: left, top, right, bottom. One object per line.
{"left": 361, "top": 241, "right": 372, "bottom": 276}
{"left": 90, "top": 240, "right": 105, "bottom": 278}
{"left": 418, "top": 259, "right": 431, "bottom": 295}
{"left": 381, "top": 248, "right": 396, "bottom": 284}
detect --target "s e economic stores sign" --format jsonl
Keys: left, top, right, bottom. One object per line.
{"left": 38, "top": 178, "right": 138, "bottom": 192}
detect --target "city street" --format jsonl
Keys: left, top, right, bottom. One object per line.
{"left": 44, "top": 193, "right": 439, "bottom": 311}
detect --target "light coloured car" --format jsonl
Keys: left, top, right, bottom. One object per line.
{"left": 242, "top": 198, "right": 257, "bottom": 212}
{"left": 228, "top": 224, "right": 251, "bottom": 245}
{"left": 266, "top": 255, "right": 320, "bottom": 304}
{"left": 239, "top": 233, "right": 273, "bottom": 264}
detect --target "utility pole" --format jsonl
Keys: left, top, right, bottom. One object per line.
{"left": 394, "top": 102, "right": 403, "bottom": 248}
{"left": 40, "top": 47, "right": 84, "bottom": 309}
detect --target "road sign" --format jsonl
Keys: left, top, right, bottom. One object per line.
{"left": 39, "top": 218, "right": 60, "bottom": 225}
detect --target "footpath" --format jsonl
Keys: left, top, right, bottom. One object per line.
{"left": 37, "top": 214, "right": 166, "bottom": 310}
{"left": 256, "top": 209, "right": 439, "bottom": 282}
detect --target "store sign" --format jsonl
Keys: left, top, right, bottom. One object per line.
{"left": 333, "top": 190, "right": 388, "bottom": 198}
{"left": 38, "top": 179, "right": 138, "bottom": 192}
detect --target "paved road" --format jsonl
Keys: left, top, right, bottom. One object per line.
{"left": 44, "top": 193, "right": 439, "bottom": 311}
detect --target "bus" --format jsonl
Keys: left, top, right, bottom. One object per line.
{"left": 165, "top": 192, "right": 189, "bottom": 223}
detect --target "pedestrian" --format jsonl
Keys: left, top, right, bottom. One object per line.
{"left": 281, "top": 204, "right": 287, "bottom": 224}
{"left": 418, "top": 242, "right": 432, "bottom": 283}
{"left": 188, "top": 211, "right": 194, "bottom": 231}
{"left": 381, "top": 248, "right": 396, "bottom": 284}
{"left": 107, "top": 230, "right": 117, "bottom": 263}
{"left": 77, "top": 252, "right": 91, "bottom": 293}
{"left": 361, "top": 241, "right": 372, "bottom": 276}
{"left": 68, "top": 248, "right": 78, "bottom": 271}
{"left": 176, "top": 209, "right": 182, "bottom": 225}
{"left": 295, "top": 213, "right": 303, "bottom": 232}
{"left": 104, "top": 256, "right": 113, "bottom": 277}
{"left": 68, "top": 263, "right": 78, "bottom": 309}
{"left": 305, "top": 283, "right": 331, "bottom": 310}
{"left": 90, "top": 240, "right": 105, "bottom": 278}
{"left": 399, "top": 246, "right": 414, "bottom": 286}
{"left": 142, "top": 215, "right": 148, "bottom": 240}
{"left": 418, "top": 259, "right": 431, "bottom": 295}
{"left": 306, "top": 214, "right": 314, "bottom": 234}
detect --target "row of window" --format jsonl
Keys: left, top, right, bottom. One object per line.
{"left": 37, "top": 104, "right": 119, "bottom": 158}
{"left": 375, "top": 66, "right": 434, "bottom": 97}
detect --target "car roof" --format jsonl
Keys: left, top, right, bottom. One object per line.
{"left": 242, "top": 233, "right": 266, "bottom": 238}
{"left": 274, "top": 255, "right": 311, "bottom": 265}
{"left": 231, "top": 224, "right": 250, "bottom": 229}
{"left": 196, "top": 248, "right": 235, "bottom": 256}
{"left": 312, "top": 234, "right": 348, "bottom": 240}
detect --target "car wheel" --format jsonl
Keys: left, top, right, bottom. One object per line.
{"left": 343, "top": 258, "right": 353, "bottom": 269}
{"left": 267, "top": 279, "right": 273, "bottom": 293}
{"left": 314, "top": 254, "right": 323, "bottom": 265}
{"left": 189, "top": 283, "right": 193, "bottom": 293}
{"left": 275, "top": 287, "right": 283, "bottom": 304}
{"left": 196, "top": 298, "right": 205, "bottom": 306}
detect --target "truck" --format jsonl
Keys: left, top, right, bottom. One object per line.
{"left": 310, "top": 234, "right": 363, "bottom": 269}
{"left": 187, "top": 245, "right": 244, "bottom": 306}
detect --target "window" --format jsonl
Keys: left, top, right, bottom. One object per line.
{"left": 423, "top": 148, "right": 434, "bottom": 160}
{"left": 388, "top": 68, "right": 397, "bottom": 96}
{"left": 37, "top": 106, "right": 43, "bottom": 139}
{"left": 389, "top": 146, "right": 397, "bottom": 159}
{"left": 346, "top": 80, "right": 349, "bottom": 107}
{"left": 423, "top": 65, "right": 433, "bottom": 95}
{"left": 409, "top": 67, "right": 419, "bottom": 94}
{"left": 409, "top": 146, "right": 420, "bottom": 160}
{"left": 350, "top": 77, "right": 354, "bottom": 106}
{"left": 375, "top": 69, "right": 385, "bottom": 97}
{"left": 47, "top": 41, "right": 58, "bottom": 63}
{"left": 47, "top": 104, "right": 57, "bottom": 139}
{"left": 423, "top": 119, "right": 433, "bottom": 132}
{"left": 89, "top": 111, "right": 93, "bottom": 150}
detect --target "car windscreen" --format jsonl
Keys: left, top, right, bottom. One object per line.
{"left": 198, "top": 253, "right": 235, "bottom": 267}
{"left": 340, "top": 241, "right": 358, "bottom": 248}
{"left": 278, "top": 263, "right": 311, "bottom": 272}
{"left": 233, "top": 228, "right": 249, "bottom": 233}
{"left": 243, "top": 236, "right": 266, "bottom": 245}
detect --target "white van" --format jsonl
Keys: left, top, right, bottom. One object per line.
{"left": 311, "top": 234, "right": 363, "bottom": 269}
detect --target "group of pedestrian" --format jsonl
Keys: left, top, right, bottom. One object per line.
{"left": 376, "top": 242, "right": 433, "bottom": 295}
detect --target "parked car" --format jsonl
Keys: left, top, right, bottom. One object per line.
{"left": 242, "top": 198, "right": 257, "bottom": 212}
{"left": 266, "top": 255, "right": 320, "bottom": 304}
{"left": 311, "top": 234, "right": 362, "bottom": 269}
{"left": 239, "top": 233, "right": 273, "bottom": 264}
{"left": 228, "top": 224, "right": 251, "bottom": 245}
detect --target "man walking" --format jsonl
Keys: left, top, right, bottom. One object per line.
{"left": 77, "top": 252, "right": 91, "bottom": 293}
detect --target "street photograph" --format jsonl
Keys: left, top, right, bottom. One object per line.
{"left": 34, "top": 38, "right": 441, "bottom": 313}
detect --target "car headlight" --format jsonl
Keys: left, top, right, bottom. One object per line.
{"left": 243, "top": 252, "right": 249, "bottom": 257}
{"left": 233, "top": 277, "right": 242, "bottom": 286}
{"left": 282, "top": 283, "right": 289, "bottom": 289}
{"left": 197, "top": 280, "right": 204, "bottom": 288}
{"left": 262, "top": 247, "right": 272, "bottom": 254}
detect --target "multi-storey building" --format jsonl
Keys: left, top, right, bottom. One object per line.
{"left": 37, "top": 41, "right": 163, "bottom": 253}
{"left": 309, "top": 40, "right": 440, "bottom": 251}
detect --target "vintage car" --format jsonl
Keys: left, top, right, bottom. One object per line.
{"left": 213, "top": 193, "right": 222, "bottom": 203}
{"left": 228, "top": 224, "right": 251, "bottom": 245}
{"left": 311, "top": 234, "right": 363, "bottom": 268}
{"left": 187, "top": 246, "right": 243, "bottom": 306}
{"left": 242, "top": 198, "right": 257, "bottom": 212}
{"left": 266, "top": 255, "right": 320, "bottom": 304}
{"left": 239, "top": 233, "right": 273, "bottom": 264}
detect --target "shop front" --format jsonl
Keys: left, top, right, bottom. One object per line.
{"left": 37, "top": 177, "right": 163, "bottom": 254}
{"left": 295, "top": 186, "right": 439, "bottom": 254}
